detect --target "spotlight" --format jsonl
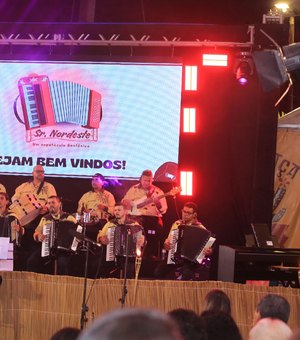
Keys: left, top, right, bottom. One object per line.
{"left": 234, "top": 52, "right": 254, "bottom": 86}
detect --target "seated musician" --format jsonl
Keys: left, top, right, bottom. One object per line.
{"left": 154, "top": 202, "right": 213, "bottom": 281}
{"left": 122, "top": 170, "right": 167, "bottom": 271}
{"left": 97, "top": 202, "right": 144, "bottom": 279}
{"left": 77, "top": 173, "right": 115, "bottom": 225}
{"left": 11, "top": 165, "right": 57, "bottom": 264}
{"left": 26, "top": 196, "right": 77, "bottom": 275}
{"left": 0, "top": 192, "right": 24, "bottom": 245}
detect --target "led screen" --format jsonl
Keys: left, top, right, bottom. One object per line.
{"left": 0, "top": 60, "right": 182, "bottom": 180}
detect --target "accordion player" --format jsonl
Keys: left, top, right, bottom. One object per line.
{"left": 16, "top": 74, "right": 102, "bottom": 130}
{"left": 27, "top": 196, "right": 78, "bottom": 275}
{"left": 155, "top": 221, "right": 215, "bottom": 281}
{"left": 0, "top": 192, "right": 24, "bottom": 246}
{"left": 98, "top": 219, "right": 144, "bottom": 279}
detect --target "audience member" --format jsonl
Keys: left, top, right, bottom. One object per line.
{"left": 168, "top": 308, "right": 207, "bottom": 340}
{"left": 253, "top": 293, "right": 290, "bottom": 324}
{"left": 204, "top": 289, "right": 231, "bottom": 315}
{"left": 51, "top": 327, "right": 81, "bottom": 340}
{"left": 78, "top": 308, "right": 182, "bottom": 340}
{"left": 249, "top": 317, "right": 292, "bottom": 340}
{"left": 200, "top": 310, "right": 242, "bottom": 340}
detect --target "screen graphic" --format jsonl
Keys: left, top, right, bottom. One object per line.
{"left": 0, "top": 61, "right": 182, "bottom": 179}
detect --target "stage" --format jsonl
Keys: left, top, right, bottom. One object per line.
{"left": 0, "top": 271, "right": 299, "bottom": 339}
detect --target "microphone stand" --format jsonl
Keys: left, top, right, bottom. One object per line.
{"left": 80, "top": 211, "right": 90, "bottom": 330}
{"left": 119, "top": 226, "right": 131, "bottom": 308}
{"left": 80, "top": 240, "right": 90, "bottom": 330}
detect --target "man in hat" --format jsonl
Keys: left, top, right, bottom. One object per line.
{"left": 77, "top": 173, "right": 115, "bottom": 223}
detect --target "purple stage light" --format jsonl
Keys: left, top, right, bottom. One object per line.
{"left": 238, "top": 76, "right": 248, "bottom": 85}
{"left": 234, "top": 52, "right": 254, "bottom": 86}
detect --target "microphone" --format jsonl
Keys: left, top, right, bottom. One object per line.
{"left": 69, "top": 229, "right": 102, "bottom": 248}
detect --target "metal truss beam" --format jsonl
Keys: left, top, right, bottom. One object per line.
{"left": 0, "top": 25, "right": 255, "bottom": 49}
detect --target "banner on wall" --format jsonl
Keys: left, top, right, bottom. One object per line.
{"left": 0, "top": 61, "right": 182, "bottom": 180}
{"left": 272, "top": 108, "right": 300, "bottom": 248}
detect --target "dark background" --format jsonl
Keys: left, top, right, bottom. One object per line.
{"left": 0, "top": 0, "right": 298, "bottom": 27}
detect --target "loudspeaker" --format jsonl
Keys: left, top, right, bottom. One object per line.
{"left": 252, "top": 50, "right": 289, "bottom": 92}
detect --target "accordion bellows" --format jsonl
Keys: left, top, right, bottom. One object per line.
{"left": 18, "top": 75, "right": 102, "bottom": 130}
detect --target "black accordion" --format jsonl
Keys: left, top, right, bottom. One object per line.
{"left": 167, "top": 225, "right": 213, "bottom": 264}
{"left": 106, "top": 224, "right": 143, "bottom": 261}
{"left": 41, "top": 220, "right": 83, "bottom": 257}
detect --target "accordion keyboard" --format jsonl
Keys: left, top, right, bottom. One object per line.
{"left": 167, "top": 229, "right": 179, "bottom": 264}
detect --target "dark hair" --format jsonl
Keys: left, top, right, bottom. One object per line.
{"left": 92, "top": 173, "right": 105, "bottom": 181}
{"left": 114, "top": 202, "right": 126, "bottom": 209}
{"left": 48, "top": 195, "right": 61, "bottom": 203}
{"left": 141, "top": 169, "right": 153, "bottom": 178}
{"left": 200, "top": 311, "right": 242, "bottom": 340}
{"left": 168, "top": 308, "right": 207, "bottom": 340}
{"left": 50, "top": 327, "right": 81, "bottom": 340}
{"left": 204, "top": 289, "right": 231, "bottom": 315}
{"left": 0, "top": 192, "right": 10, "bottom": 202}
{"left": 78, "top": 308, "right": 182, "bottom": 340}
{"left": 256, "top": 294, "right": 290, "bottom": 323}
{"left": 183, "top": 202, "right": 198, "bottom": 214}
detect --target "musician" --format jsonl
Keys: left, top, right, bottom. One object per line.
{"left": 97, "top": 202, "right": 144, "bottom": 278}
{"left": 27, "top": 196, "right": 77, "bottom": 275}
{"left": 122, "top": 169, "right": 167, "bottom": 265}
{"left": 12, "top": 165, "right": 57, "bottom": 206}
{"left": 155, "top": 202, "right": 213, "bottom": 281}
{"left": 0, "top": 192, "right": 24, "bottom": 245}
{"left": 11, "top": 165, "right": 57, "bottom": 260}
{"left": 0, "top": 183, "right": 6, "bottom": 193}
{"left": 77, "top": 173, "right": 115, "bottom": 223}
{"left": 0, "top": 192, "right": 10, "bottom": 217}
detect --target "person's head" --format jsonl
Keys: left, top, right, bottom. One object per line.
{"left": 254, "top": 294, "right": 290, "bottom": 324}
{"left": 91, "top": 173, "right": 105, "bottom": 191}
{"left": 140, "top": 170, "right": 153, "bottom": 190}
{"left": 78, "top": 308, "right": 182, "bottom": 340}
{"left": 200, "top": 310, "right": 242, "bottom": 340}
{"left": 47, "top": 196, "right": 62, "bottom": 215}
{"left": 113, "top": 203, "right": 127, "bottom": 220}
{"left": 204, "top": 289, "right": 231, "bottom": 315}
{"left": 249, "top": 317, "right": 292, "bottom": 340}
{"left": 32, "top": 165, "right": 45, "bottom": 182}
{"left": 181, "top": 202, "right": 198, "bottom": 224}
{"left": 0, "top": 192, "right": 9, "bottom": 212}
{"left": 168, "top": 308, "right": 207, "bottom": 340}
{"left": 51, "top": 327, "right": 81, "bottom": 340}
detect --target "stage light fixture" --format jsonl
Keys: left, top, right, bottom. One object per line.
{"left": 234, "top": 52, "right": 254, "bottom": 86}
{"left": 275, "top": 2, "right": 290, "bottom": 13}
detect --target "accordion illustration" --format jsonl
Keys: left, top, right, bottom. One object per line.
{"left": 16, "top": 75, "right": 102, "bottom": 130}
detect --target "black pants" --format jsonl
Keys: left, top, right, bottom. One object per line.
{"left": 154, "top": 259, "right": 210, "bottom": 281}
{"left": 129, "top": 215, "right": 163, "bottom": 259}
{"left": 26, "top": 245, "right": 71, "bottom": 275}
